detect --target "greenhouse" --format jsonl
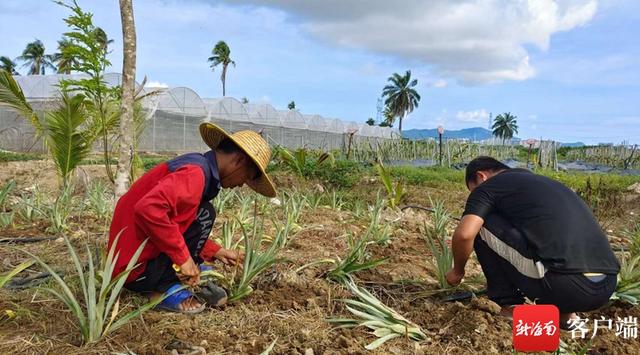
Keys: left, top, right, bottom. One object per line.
{"left": 0, "top": 73, "right": 399, "bottom": 153}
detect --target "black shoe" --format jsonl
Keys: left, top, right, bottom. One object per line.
{"left": 195, "top": 280, "right": 228, "bottom": 307}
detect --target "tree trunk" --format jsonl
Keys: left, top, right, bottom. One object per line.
{"left": 115, "top": 0, "right": 137, "bottom": 199}
{"left": 221, "top": 64, "right": 227, "bottom": 96}
{"left": 399, "top": 111, "right": 405, "bottom": 133}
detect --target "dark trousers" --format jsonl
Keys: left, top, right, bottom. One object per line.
{"left": 475, "top": 213, "right": 616, "bottom": 313}
{"left": 125, "top": 202, "right": 216, "bottom": 293}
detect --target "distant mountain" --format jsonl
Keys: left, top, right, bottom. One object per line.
{"left": 403, "top": 127, "right": 586, "bottom": 146}
{"left": 403, "top": 127, "right": 497, "bottom": 141}
{"left": 560, "top": 142, "right": 586, "bottom": 148}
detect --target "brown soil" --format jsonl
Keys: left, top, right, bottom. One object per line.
{"left": 1, "top": 164, "right": 639, "bottom": 354}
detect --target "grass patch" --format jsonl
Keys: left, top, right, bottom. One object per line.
{"left": 536, "top": 169, "right": 640, "bottom": 190}
{"left": 388, "top": 166, "right": 465, "bottom": 187}
{"left": 0, "top": 150, "right": 43, "bottom": 162}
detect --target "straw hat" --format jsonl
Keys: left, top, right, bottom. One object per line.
{"left": 199, "top": 122, "right": 276, "bottom": 197}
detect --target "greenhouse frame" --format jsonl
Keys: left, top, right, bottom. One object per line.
{"left": 0, "top": 73, "right": 399, "bottom": 153}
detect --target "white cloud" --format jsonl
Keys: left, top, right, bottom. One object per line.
{"left": 144, "top": 81, "right": 169, "bottom": 88}
{"left": 219, "top": 0, "right": 598, "bottom": 84}
{"left": 430, "top": 79, "right": 447, "bottom": 88}
{"left": 456, "top": 109, "right": 490, "bottom": 122}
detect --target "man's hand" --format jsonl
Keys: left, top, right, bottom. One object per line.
{"left": 445, "top": 268, "right": 465, "bottom": 287}
{"left": 177, "top": 257, "right": 200, "bottom": 286}
{"left": 214, "top": 248, "right": 245, "bottom": 266}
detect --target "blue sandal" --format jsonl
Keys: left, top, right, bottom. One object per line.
{"left": 156, "top": 284, "right": 205, "bottom": 314}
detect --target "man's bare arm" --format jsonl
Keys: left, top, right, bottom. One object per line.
{"left": 446, "top": 214, "right": 484, "bottom": 286}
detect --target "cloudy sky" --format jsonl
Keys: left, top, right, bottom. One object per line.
{"left": 1, "top": 0, "right": 638, "bottom": 143}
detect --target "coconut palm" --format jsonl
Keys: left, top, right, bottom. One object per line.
{"left": 94, "top": 27, "right": 114, "bottom": 52}
{"left": 0, "top": 71, "right": 92, "bottom": 186}
{"left": 208, "top": 41, "right": 235, "bottom": 96}
{"left": 52, "top": 38, "right": 79, "bottom": 74}
{"left": 0, "top": 57, "right": 19, "bottom": 75}
{"left": 492, "top": 112, "right": 519, "bottom": 144}
{"left": 381, "top": 70, "right": 420, "bottom": 132}
{"left": 18, "top": 39, "right": 56, "bottom": 75}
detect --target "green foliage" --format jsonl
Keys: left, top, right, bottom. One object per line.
{"left": 492, "top": 112, "right": 518, "bottom": 143}
{"left": 141, "top": 156, "right": 169, "bottom": 171}
{"left": 0, "top": 179, "right": 16, "bottom": 228}
{"left": 45, "top": 93, "right": 93, "bottom": 186}
{"left": 46, "top": 183, "right": 77, "bottom": 234}
{"left": 217, "top": 220, "right": 242, "bottom": 250}
{"left": 0, "top": 211, "right": 14, "bottom": 229}
{"left": 212, "top": 188, "right": 235, "bottom": 215}
{"left": 381, "top": 70, "right": 420, "bottom": 132}
{"left": 1, "top": 60, "right": 94, "bottom": 188}
{"left": 388, "top": 166, "right": 465, "bottom": 187}
{"left": 314, "top": 159, "right": 362, "bottom": 188}
{"left": 611, "top": 253, "right": 640, "bottom": 305}
{"left": 280, "top": 190, "right": 305, "bottom": 226}
{"left": 226, "top": 214, "right": 286, "bottom": 302}
{"left": 21, "top": 234, "right": 161, "bottom": 344}
{"left": 0, "top": 179, "right": 15, "bottom": 211}
{"left": 17, "top": 39, "right": 56, "bottom": 75}
{"left": 555, "top": 339, "right": 592, "bottom": 355}
{"left": 208, "top": 40, "right": 235, "bottom": 96}
{"left": 374, "top": 161, "right": 405, "bottom": 208}
{"left": 56, "top": 0, "right": 121, "bottom": 183}
{"left": 328, "top": 190, "right": 346, "bottom": 211}
{"left": 327, "top": 234, "right": 387, "bottom": 283}
{"left": 622, "top": 222, "right": 640, "bottom": 256}
{"left": 0, "top": 56, "right": 19, "bottom": 75}
{"left": 16, "top": 187, "right": 45, "bottom": 222}
{"left": 0, "top": 150, "right": 43, "bottom": 162}
{"left": 0, "top": 70, "right": 44, "bottom": 137}
{"left": 274, "top": 147, "right": 335, "bottom": 178}
{"left": 304, "top": 191, "right": 323, "bottom": 210}
{"left": 327, "top": 278, "right": 427, "bottom": 350}
{"left": 537, "top": 169, "right": 640, "bottom": 191}
{"left": 85, "top": 180, "right": 113, "bottom": 221}
{"left": 422, "top": 199, "right": 453, "bottom": 289}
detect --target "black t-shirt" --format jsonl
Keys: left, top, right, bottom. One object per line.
{"left": 463, "top": 168, "right": 620, "bottom": 274}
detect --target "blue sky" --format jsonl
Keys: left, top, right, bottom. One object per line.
{"left": 1, "top": 0, "right": 638, "bottom": 144}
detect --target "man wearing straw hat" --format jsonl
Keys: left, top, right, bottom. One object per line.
{"left": 108, "top": 123, "right": 276, "bottom": 314}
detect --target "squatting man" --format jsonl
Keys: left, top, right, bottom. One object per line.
{"left": 108, "top": 123, "right": 276, "bottom": 313}
{"left": 445, "top": 156, "right": 620, "bottom": 329}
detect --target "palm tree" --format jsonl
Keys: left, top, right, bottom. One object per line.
{"left": 0, "top": 57, "right": 19, "bottom": 75}
{"left": 18, "top": 39, "right": 55, "bottom": 75}
{"left": 381, "top": 70, "right": 420, "bottom": 132}
{"left": 288, "top": 101, "right": 296, "bottom": 110}
{"left": 94, "top": 27, "right": 114, "bottom": 52}
{"left": 208, "top": 41, "right": 235, "bottom": 96}
{"left": 52, "top": 38, "right": 79, "bottom": 74}
{"left": 492, "top": 112, "right": 519, "bottom": 144}
{"left": 115, "top": 0, "right": 137, "bottom": 198}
